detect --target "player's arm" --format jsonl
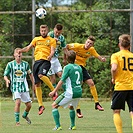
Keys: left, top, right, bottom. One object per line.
{"left": 47, "top": 46, "right": 55, "bottom": 61}
{"left": 97, "top": 55, "right": 106, "bottom": 62}
{"left": 4, "top": 76, "right": 10, "bottom": 88}
{"left": 28, "top": 72, "right": 35, "bottom": 91}
{"left": 4, "top": 64, "right": 11, "bottom": 88}
{"left": 18, "top": 44, "right": 33, "bottom": 53}
{"left": 111, "top": 63, "right": 117, "bottom": 84}
{"left": 91, "top": 48, "right": 106, "bottom": 62}
{"left": 49, "top": 80, "right": 63, "bottom": 97}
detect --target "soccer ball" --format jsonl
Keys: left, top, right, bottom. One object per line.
{"left": 36, "top": 8, "right": 47, "bottom": 19}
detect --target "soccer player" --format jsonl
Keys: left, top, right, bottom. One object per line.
{"left": 66, "top": 35, "right": 106, "bottom": 117}
{"left": 111, "top": 34, "right": 133, "bottom": 133}
{"left": 47, "top": 23, "right": 66, "bottom": 100}
{"left": 18, "top": 25, "right": 56, "bottom": 115}
{"left": 4, "top": 48, "right": 34, "bottom": 126}
{"left": 49, "top": 50, "right": 83, "bottom": 130}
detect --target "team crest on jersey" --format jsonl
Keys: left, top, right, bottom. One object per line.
{"left": 43, "top": 69, "right": 46, "bottom": 74}
{"left": 14, "top": 70, "right": 23, "bottom": 77}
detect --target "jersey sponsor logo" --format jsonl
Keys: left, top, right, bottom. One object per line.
{"left": 36, "top": 40, "right": 50, "bottom": 46}
{"left": 14, "top": 70, "right": 23, "bottom": 77}
{"left": 76, "top": 52, "right": 88, "bottom": 58}
{"left": 14, "top": 78, "right": 24, "bottom": 82}
{"left": 42, "top": 69, "right": 47, "bottom": 74}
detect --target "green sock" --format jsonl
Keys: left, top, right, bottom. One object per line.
{"left": 14, "top": 112, "right": 20, "bottom": 123}
{"left": 22, "top": 111, "right": 29, "bottom": 118}
{"left": 69, "top": 109, "right": 75, "bottom": 127}
{"left": 52, "top": 108, "right": 60, "bottom": 128}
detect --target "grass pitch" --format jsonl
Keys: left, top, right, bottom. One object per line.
{"left": 0, "top": 99, "right": 132, "bottom": 133}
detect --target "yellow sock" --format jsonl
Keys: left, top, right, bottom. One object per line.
{"left": 131, "top": 115, "right": 133, "bottom": 131}
{"left": 76, "top": 102, "right": 80, "bottom": 110}
{"left": 40, "top": 76, "right": 54, "bottom": 91}
{"left": 113, "top": 113, "right": 123, "bottom": 133}
{"left": 35, "top": 87, "right": 43, "bottom": 107}
{"left": 90, "top": 86, "right": 98, "bottom": 103}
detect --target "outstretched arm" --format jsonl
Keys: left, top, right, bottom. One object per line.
{"left": 97, "top": 55, "right": 106, "bottom": 62}
{"left": 18, "top": 44, "right": 33, "bottom": 53}
{"left": 47, "top": 46, "right": 55, "bottom": 61}
{"left": 49, "top": 80, "right": 63, "bottom": 97}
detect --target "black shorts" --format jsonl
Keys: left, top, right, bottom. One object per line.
{"left": 80, "top": 65, "right": 92, "bottom": 82}
{"left": 33, "top": 59, "right": 51, "bottom": 84}
{"left": 111, "top": 90, "right": 133, "bottom": 112}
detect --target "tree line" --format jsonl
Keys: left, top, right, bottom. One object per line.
{"left": 0, "top": 0, "right": 130, "bottom": 98}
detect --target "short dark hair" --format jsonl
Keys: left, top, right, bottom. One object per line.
{"left": 40, "top": 24, "right": 48, "bottom": 29}
{"left": 88, "top": 35, "right": 96, "bottom": 42}
{"left": 119, "top": 34, "right": 130, "bottom": 48}
{"left": 67, "top": 50, "right": 76, "bottom": 64}
{"left": 55, "top": 23, "right": 63, "bottom": 30}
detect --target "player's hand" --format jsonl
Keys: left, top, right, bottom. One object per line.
{"left": 47, "top": 56, "right": 52, "bottom": 61}
{"left": 101, "top": 57, "right": 106, "bottom": 62}
{"left": 111, "top": 78, "right": 115, "bottom": 84}
{"left": 6, "top": 79, "right": 10, "bottom": 88}
{"left": 49, "top": 91, "right": 55, "bottom": 97}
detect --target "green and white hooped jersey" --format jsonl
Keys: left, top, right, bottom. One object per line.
{"left": 48, "top": 31, "right": 66, "bottom": 57}
{"left": 4, "top": 60, "right": 32, "bottom": 93}
{"left": 61, "top": 63, "right": 83, "bottom": 98}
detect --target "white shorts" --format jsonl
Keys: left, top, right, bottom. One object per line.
{"left": 47, "top": 57, "right": 62, "bottom": 76}
{"left": 13, "top": 92, "right": 31, "bottom": 103}
{"left": 55, "top": 92, "right": 80, "bottom": 109}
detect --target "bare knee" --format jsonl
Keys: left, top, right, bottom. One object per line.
{"left": 69, "top": 106, "right": 74, "bottom": 110}
{"left": 52, "top": 102, "right": 59, "bottom": 109}
{"left": 113, "top": 110, "right": 120, "bottom": 114}
{"left": 38, "top": 74, "right": 44, "bottom": 79}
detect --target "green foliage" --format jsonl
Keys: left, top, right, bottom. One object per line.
{"left": 0, "top": 0, "right": 130, "bottom": 98}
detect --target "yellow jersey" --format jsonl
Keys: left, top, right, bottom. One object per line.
{"left": 31, "top": 36, "right": 56, "bottom": 61}
{"left": 67, "top": 43, "right": 99, "bottom": 67}
{"left": 111, "top": 50, "right": 133, "bottom": 91}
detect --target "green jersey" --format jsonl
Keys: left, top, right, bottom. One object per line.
{"left": 61, "top": 63, "right": 83, "bottom": 98}
{"left": 48, "top": 31, "right": 66, "bottom": 57}
{"left": 4, "top": 60, "right": 32, "bottom": 93}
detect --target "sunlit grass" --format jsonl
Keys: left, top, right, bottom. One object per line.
{"left": 0, "top": 99, "right": 132, "bottom": 133}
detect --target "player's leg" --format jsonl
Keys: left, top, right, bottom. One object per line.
{"left": 51, "top": 92, "right": 71, "bottom": 130}
{"left": 13, "top": 92, "right": 21, "bottom": 126}
{"left": 85, "top": 79, "right": 104, "bottom": 111}
{"left": 82, "top": 65, "right": 104, "bottom": 111}
{"left": 113, "top": 110, "right": 123, "bottom": 133}
{"left": 49, "top": 58, "right": 63, "bottom": 100}
{"left": 47, "top": 69, "right": 58, "bottom": 101}
{"left": 52, "top": 102, "right": 62, "bottom": 130}
{"left": 14, "top": 99, "right": 21, "bottom": 126}
{"left": 128, "top": 90, "right": 133, "bottom": 130}
{"left": 38, "top": 60, "right": 55, "bottom": 91}
{"left": 76, "top": 102, "right": 83, "bottom": 118}
{"left": 111, "top": 91, "right": 126, "bottom": 133}
{"left": 33, "top": 61, "right": 45, "bottom": 115}
{"left": 69, "top": 106, "right": 76, "bottom": 130}
{"left": 130, "top": 112, "right": 133, "bottom": 131}
{"left": 35, "top": 83, "right": 45, "bottom": 115}
{"left": 21, "top": 92, "right": 32, "bottom": 124}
